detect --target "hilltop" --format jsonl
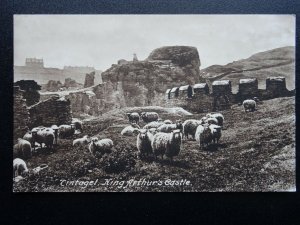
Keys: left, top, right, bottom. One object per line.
{"left": 200, "top": 46, "right": 295, "bottom": 92}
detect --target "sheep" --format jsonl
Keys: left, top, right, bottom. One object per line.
{"left": 73, "top": 135, "right": 90, "bottom": 147}
{"left": 126, "top": 112, "right": 140, "bottom": 124}
{"left": 143, "top": 121, "right": 165, "bottom": 129}
{"left": 195, "top": 124, "right": 213, "bottom": 149}
{"left": 13, "top": 138, "right": 32, "bottom": 159}
{"left": 32, "top": 127, "right": 55, "bottom": 150}
{"left": 243, "top": 99, "right": 256, "bottom": 112}
{"left": 89, "top": 138, "right": 114, "bottom": 156}
{"left": 151, "top": 129, "right": 182, "bottom": 161}
{"left": 58, "top": 124, "right": 75, "bottom": 138}
{"left": 209, "top": 124, "right": 222, "bottom": 144}
{"left": 182, "top": 119, "right": 202, "bottom": 140}
{"left": 140, "top": 112, "right": 159, "bottom": 123}
{"left": 136, "top": 129, "right": 154, "bottom": 157}
{"left": 157, "top": 121, "right": 183, "bottom": 133}
{"left": 121, "top": 125, "right": 140, "bottom": 136}
{"left": 72, "top": 118, "right": 83, "bottom": 132}
{"left": 206, "top": 113, "right": 224, "bottom": 127}
{"left": 163, "top": 119, "right": 172, "bottom": 124}
{"left": 13, "top": 158, "right": 29, "bottom": 178}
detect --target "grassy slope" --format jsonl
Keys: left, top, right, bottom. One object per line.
{"left": 200, "top": 46, "right": 295, "bottom": 91}
{"left": 14, "top": 97, "right": 295, "bottom": 192}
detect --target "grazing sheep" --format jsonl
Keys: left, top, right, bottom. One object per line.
{"left": 126, "top": 112, "right": 140, "bottom": 124}
{"left": 137, "top": 129, "right": 154, "bottom": 157}
{"left": 195, "top": 124, "right": 213, "bottom": 149}
{"left": 73, "top": 135, "right": 90, "bottom": 147}
{"left": 72, "top": 118, "right": 83, "bottom": 132}
{"left": 206, "top": 113, "right": 224, "bottom": 127}
{"left": 157, "top": 121, "right": 183, "bottom": 133}
{"left": 163, "top": 119, "right": 172, "bottom": 124}
{"left": 209, "top": 124, "right": 222, "bottom": 144}
{"left": 140, "top": 112, "right": 159, "bottom": 123}
{"left": 121, "top": 125, "right": 140, "bottom": 136}
{"left": 243, "top": 99, "right": 256, "bottom": 112}
{"left": 143, "top": 121, "right": 165, "bottom": 129}
{"left": 182, "top": 119, "right": 202, "bottom": 140}
{"left": 58, "top": 124, "right": 75, "bottom": 138}
{"left": 13, "top": 158, "right": 29, "bottom": 177}
{"left": 13, "top": 138, "right": 32, "bottom": 159}
{"left": 32, "top": 128, "right": 55, "bottom": 150}
{"left": 151, "top": 130, "right": 182, "bottom": 161}
{"left": 89, "top": 138, "right": 114, "bottom": 156}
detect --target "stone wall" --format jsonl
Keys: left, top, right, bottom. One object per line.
{"left": 14, "top": 86, "right": 30, "bottom": 139}
{"left": 28, "top": 95, "right": 72, "bottom": 128}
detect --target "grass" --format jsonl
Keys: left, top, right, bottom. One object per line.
{"left": 13, "top": 96, "right": 295, "bottom": 192}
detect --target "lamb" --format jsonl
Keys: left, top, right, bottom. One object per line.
{"left": 58, "top": 124, "right": 76, "bottom": 138}
{"left": 32, "top": 127, "right": 55, "bottom": 150}
{"left": 136, "top": 129, "right": 154, "bottom": 157}
{"left": 73, "top": 135, "right": 90, "bottom": 147}
{"left": 140, "top": 112, "right": 159, "bottom": 123}
{"left": 126, "top": 112, "right": 140, "bottom": 124}
{"left": 143, "top": 121, "right": 165, "bottom": 129}
{"left": 163, "top": 119, "right": 172, "bottom": 124}
{"left": 13, "top": 158, "right": 29, "bottom": 178}
{"left": 121, "top": 125, "right": 140, "bottom": 136}
{"left": 195, "top": 124, "right": 213, "bottom": 149}
{"left": 89, "top": 138, "right": 114, "bottom": 156}
{"left": 243, "top": 99, "right": 256, "bottom": 112}
{"left": 151, "top": 129, "right": 182, "bottom": 161}
{"left": 13, "top": 138, "right": 32, "bottom": 159}
{"left": 209, "top": 124, "right": 222, "bottom": 144}
{"left": 157, "top": 121, "right": 183, "bottom": 133}
{"left": 206, "top": 113, "right": 224, "bottom": 127}
{"left": 182, "top": 119, "right": 202, "bottom": 140}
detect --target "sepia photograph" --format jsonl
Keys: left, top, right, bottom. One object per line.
{"left": 13, "top": 15, "right": 295, "bottom": 192}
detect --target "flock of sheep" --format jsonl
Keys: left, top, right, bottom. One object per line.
{"left": 13, "top": 98, "right": 257, "bottom": 180}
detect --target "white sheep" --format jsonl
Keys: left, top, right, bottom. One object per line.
{"left": 32, "top": 127, "right": 55, "bottom": 150}
{"left": 89, "top": 138, "right": 114, "bottom": 156}
{"left": 13, "top": 158, "right": 29, "bottom": 177}
{"left": 121, "top": 125, "right": 140, "bottom": 136}
{"left": 73, "top": 135, "right": 90, "bottom": 147}
{"left": 151, "top": 130, "right": 182, "bottom": 161}
{"left": 137, "top": 129, "right": 154, "bottom": 157}
{"left": 243, "top": 99, "right": 256, "bottom": 112}
{"left": 182, "top": 119, "right": 202, "bottom": 140}
{"left": 13, "top": 138, "right": 32, "bottom": 159}
{"left": 143, "top": 121, "right": 165, "bottom": 129}
{"left": 195, "top": 124, "right": 212, "bottom": 149}
{"left": 206, "top": 113, "right": 224, "bottom": 127}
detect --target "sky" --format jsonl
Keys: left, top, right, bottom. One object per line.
{"left": 14, "top": 15, "right": 295, "bottom": 71}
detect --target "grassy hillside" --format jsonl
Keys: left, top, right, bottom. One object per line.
{"left": 200, "top": 46, "right": 295, "bottom": 92}
{"left": 14, "top": 96, "right": 295, "bottom": 192}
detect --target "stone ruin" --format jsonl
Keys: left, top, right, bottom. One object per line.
{"left": 166, "top": 77, "right": 294, "bottom": 113}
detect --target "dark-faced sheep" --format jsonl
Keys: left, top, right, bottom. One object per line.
{"left": 140, "top": 112, "right": 159, "bottom": 123}
{"left": 151, "top": 130, "right": 182, "bottom": 161}
{"left": 13, "top": 158, "right": 29, "bottom": 177}
{"left": 14, "top": 138, "right": 32, "bottom": 159}
{"left": 182, "top": 119, "right": 202, "bottom": 140}
{"left": 89, "top": 138, "right": 114, "bottom": 156}
{"left": 243, "top": 99, "right": 256, "bottom": 112}
{"left": 136, "top": 129, "right": 154, "bottom": 157}
{"left": 126, "top": 112, "right": 140, "bottom": 124}
{"left": 58, "top": 124, "right": 76, "bottom": 138}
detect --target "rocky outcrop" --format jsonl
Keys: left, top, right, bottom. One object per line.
{"left": 84, "top": 72, "right": 95, "bottom": 88}
{"left": 101, "top": 46, "right": 201, "bottom": 107}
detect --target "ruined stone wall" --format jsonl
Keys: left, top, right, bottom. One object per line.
{"left": 14, "top": 86, "right": 30, "bottom": 139}
{"left": 28, "top": 95, "right": 72, "bottom": 128}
